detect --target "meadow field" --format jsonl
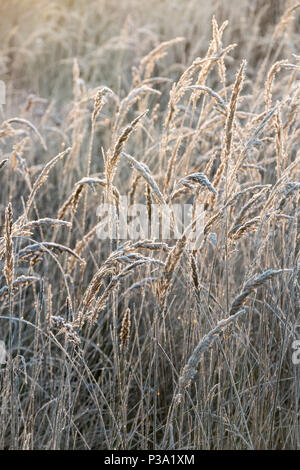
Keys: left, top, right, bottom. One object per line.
{"left": 0, "top": 0, "right": 299, "bottom": 449}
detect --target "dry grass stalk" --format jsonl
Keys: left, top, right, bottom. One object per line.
{"left": 26, "top": 147, "right": 71, "bottom": 215}
{"left": 51, "top": 315, "right": 80, "bottom": 345}
{"left": 23, "top": 218, "right": 72, "bottom": 230}
{"left": 0, "top": 159, "right": 8, "bottom": 171}
{"left": 177, "top": 309, "right": 246, "bottom": 395}
{"left": 272, "top": 3, "right": 300, "bottom": 42}
{"left": 18, "top": 242, "right": 85, "bottom": 265}
{"left": 121, "top": 151, "right": 165, "bottom": 204}
{"left": 78, "top": 257, "right": 163, "bottom": 327}
{"left": 183, "top": 85, "right": 227, "bottom": 111}
{"left": 229, "top": 216, "right": 261, "bottom": 241}
{"left": 6, "top": 117, "right": 47, "bottom": 151}
{"left": 158, "top": 235, "right": 187, "bottom": 303}
{"left": 57, "top": 185, "right": 83, "bottom": 220}
{"left": 229, "top": 269, "right": 292, "bottom": 315}
{"left": 231, "top": 188, "right": 268, "bottom": 229}
{"left": 179, "top": 173, "right": 217, "bottom": 195}
{"left": 113, "top": 88, "right": 159, "bottom": 134}
{"left": 265, "top": 60, "right": 288, "bottom": 111}
{"left": 139, "top": 37, "right": 185, "bottom": 80}
{"left": 190, "top": 253, "right": 201, "bottom": 297}
{"left": 223, "top": 60, "right": 246, "bottom": 166}
{"left": 92, "top": 87, "right": 112, "bottom": 122}
{"left": 0, "top": 276, "right": 39, "bottom": 299}
{"left": 67, "top": 224, "right": 99, "bottom": 272}
{"left": 107, "top": 111, "right": 147, "bottom": 185}
{"left": 81, "top": 265, "right": 112, "bottom": 312}
{"left": 120, "top": 307, "right": 131, "bottom": 352}
{"left": 274, "top": 109, "right": 286, "bottom": 179}
{"left": 4, "top": 202, "right": 14, "bottom": 289}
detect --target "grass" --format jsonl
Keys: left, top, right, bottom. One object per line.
{"left": 0, "top": 0, "right": 299, "bottom": 450}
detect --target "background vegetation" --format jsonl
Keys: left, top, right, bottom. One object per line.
{"left": 0, "top": 0, "right": 299, "bottom": 449}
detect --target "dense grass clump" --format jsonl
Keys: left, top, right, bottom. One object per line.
{"left": 0, "top": 0, "right": 299, "bottom": 450}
